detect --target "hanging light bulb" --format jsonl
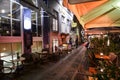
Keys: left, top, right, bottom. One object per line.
{"left": 100, "top": 68, "right": 104, "bottom": 72}
{"left": 107, "top": 38, "right": 110, "bottom": 46}
{"left": 1, "top": 9, "right": 5, "bottom": 13}
{"left": 116, "top": 2, "right": 120, "bottom": 8}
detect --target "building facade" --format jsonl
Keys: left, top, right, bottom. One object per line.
{"left": 43, "top": 0, "right": 74, "bottom": 53}
{"left": 0, "top": 0, "right": 43, "bottom": 68}
{"left": 0, "top": 0, "right": 74, "bottom": 69}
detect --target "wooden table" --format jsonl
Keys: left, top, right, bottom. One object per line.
{"left": 88, "top": 54, "right": 110, "bottom": 80}
{"left": 38, "top": 52, "right": 48, "bottom": 58}
{"left": 89, "top": 67, "right": 96, "bottom": 74}
{"left": 95, "top": 54, "right": 110, "bottom": 60}
{"left": 12, "top": 57, "right": 26, "bottom": 62}
{"left": 89, "top": 67, "right": 98, "bottom": 80}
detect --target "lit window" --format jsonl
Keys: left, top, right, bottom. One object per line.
{"left": 52, "top": 39, "right": 58, "bottom": 52}
{"left": 61, "top": 16, "right": 66, "bottom": 33}
{"left": 53, "top": 18, "right": 58, "bottom": 31}
{"left": 52, "top": 10, "right": 58, "bottom": 32}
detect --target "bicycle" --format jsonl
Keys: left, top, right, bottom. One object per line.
{"left": 0, "top": 60, "right": 15, "bottom": 80}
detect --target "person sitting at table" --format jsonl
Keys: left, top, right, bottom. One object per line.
{"left": 21, "top": 53, "right": 33, "bottom": 64}
{"left": 108, "top": 52, "right": 118, "bottom": 65}
{"left": 82, "top": 41, "right": 90, "bottom": 48}
{"left": 42, "top": 44, "right": 49, "bottom": 53}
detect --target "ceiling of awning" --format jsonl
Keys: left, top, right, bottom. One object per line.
{"left": 20, "top": 0, "right": 39, "bottom": 12}
{"left": 68, "top": 0, "right": 102, "bottom": 4}
{"left": 63, "top": 0, "right": 120, "bottom": 34}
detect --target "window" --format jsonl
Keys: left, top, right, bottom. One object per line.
{"left": 0, "top": 0, "right": 21, "bottom": 36}
{"left": 61, "top": 16, "right": 71, "bottom": 34}
{"left": 31, "top": 10, "right": 42, "bottom": 37}
{"left": 52, "top": 39, "right": 58, "bottom": 52}
{"left": 12, "top": 2, "right": 21, "bottom": 36}
{"left": 53, "top": 18, "right": 58, "bottom": 31}
{"left": 38, "top": 11, "right": 42, "bottom": 36}
{"left": 12, "top": 20, "right": 21, "bottom": 36}
{"left": 31, "top": 0, "right": 42, "bottom": 37}
{"left": 66, "top": 19, "right": 71, "bottom": 33}
{"left": 61, "top": 15, "right": 66, "bottom": 33}
{"left": 0, "top": 42, "right": 22, "bottom": 72}
{"left": 0, "top": 17, "right": 11, "bottom": 36}
{"left": 52, "top": 10, "right": 58, "bottom": 32}
{"left": 0, "top": 0, "right": 11, "bottom": 36}
{"left": 32, "top": 11, "right": 37, "bottom": 36}
{"left": 31, "top": 41, "right": 42, "bottom": 53}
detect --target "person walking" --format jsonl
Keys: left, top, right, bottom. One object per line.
{"left": 75, "top": 36, "right": 79, "bottom": 48}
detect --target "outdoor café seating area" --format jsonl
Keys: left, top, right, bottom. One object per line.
{"left": 88, "top": 52, "right": 120, "bottom": 80}
{"left": 87, "top": 33, "right": 120, "bottom": 80}
{"left": 0, "top": 43, "right": 73, "bottom": 74}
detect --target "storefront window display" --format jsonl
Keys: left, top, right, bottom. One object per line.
{"left": 0, "top": 42, "right": 22, "bottom": 72}
{"left": 0, "top": 0, "right": 22, "bottom": 73}
{"left": 0, "top": 0, "right": 21, "bottom": 36}
{"left": 0, "top": 0, "right": 11, "bottom": 36}
{"left": 31, "top": 41, "right": 42, "bottom": 53}
{"left": 52, "top": 10, "right": 58, "bottom": 32}
{"left": 32, "top": 11, "right": 37, "bottom": 36}
{"left": 31, "top": 11, "right": 42, "bottom": 37}
{"left": 0, "top": 0, "right": 43, "bottom": 71}
{"left": 31, "top": 0, "right": 42, "bottom": 37}
{"left": 12, "top": 2, "right": 21, "bottom": 36}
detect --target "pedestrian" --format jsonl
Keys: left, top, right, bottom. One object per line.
{"left": 75, "top": 36, "right": 78, "bottom": 48}
{"left": 55, "top": 45, "right": 58, "bottom": 52}
{"left": 69, "top": 37, "right": 72, "bottom": 46}
{"left": 83, "top": 41, "right": 90, "bottom": 49}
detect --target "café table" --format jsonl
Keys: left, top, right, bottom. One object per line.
{"left": 88, "top": 54, "right": 113, "bottom": 80}
{"left": 95, "top": 54, "right": 110, "bottom": 60}
{"left": 11, "top": 57, "right": 26, "bottom": 62}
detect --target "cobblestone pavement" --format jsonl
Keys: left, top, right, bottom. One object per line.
{"left": 15, "top": 46, "right": 89, "bottom": 80}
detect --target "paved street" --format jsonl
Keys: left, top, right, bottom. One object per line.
{"left": 16, "top": 45, "right": 89, "bottom": 80}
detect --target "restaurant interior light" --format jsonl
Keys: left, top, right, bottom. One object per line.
{"left": 100, "top": 68, "right": 104, "bottom": 72}
{"left": 3, "top": 48, "right": 6, "bottom": 51}
{"left": 1, "top": 9, "right": 5, "bottom": 13}
{"left": 100, "top": 52, "right": 103, "bottom": 56}
{"left": 116, "top": 2, "right": 120, "bottom": 8}
{"left": 107, "top": 38, "right": 110, "bottom": 46}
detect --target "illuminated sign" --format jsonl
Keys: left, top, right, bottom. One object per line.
{"left": 72, "top": 22, "right": 77, "bottom": 27}
{"left": 23, "top": 8, "right": 31, "bottom": 30}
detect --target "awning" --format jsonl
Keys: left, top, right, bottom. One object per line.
{"left": 37, "top": 0, "right": 55, "bottom": 18}
{"left": 20, "top": 0, "right": 39, "bottom": 12}
{"left": 63, "top": 0, "right": 111, "bottom": 30}
{"left": 20, "top": 0, "right": 55, "bottom": 18}
{"left": 68, "top": 0, "right": 101, "bottom": 4}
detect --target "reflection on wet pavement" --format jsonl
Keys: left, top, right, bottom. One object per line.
{"left": 16, "top": 46, "right": 89, "bottom": 80}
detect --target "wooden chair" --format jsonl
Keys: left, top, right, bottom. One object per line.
{"left": 88, "top": 52, "right": 98, "bottom": 67}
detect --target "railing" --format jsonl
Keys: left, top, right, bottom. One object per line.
{"left": 0, "top": 59, "right": 15, "bottom": 80}
{"left": 0, "top": 60, "right": 15, "bottom": 73}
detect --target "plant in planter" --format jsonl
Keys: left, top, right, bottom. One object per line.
{"left": 90, "top": 33, "right": 120, "bottom": 55}
{"left": 89, "top": 33, "right": 120, "bottom": 80}
{"left": 93, "top": 60, "right": 120, "bottom": 80}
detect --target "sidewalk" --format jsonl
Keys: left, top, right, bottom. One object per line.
{"left": 15, "top": 46, "right": 89, "bottom": 80}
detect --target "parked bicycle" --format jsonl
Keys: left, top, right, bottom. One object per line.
{"left": 0, "top": 59, "right": 15, "bottom": 80}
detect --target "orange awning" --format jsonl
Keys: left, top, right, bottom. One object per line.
{"left": 63, "top": 0, "right": 111, "bottom": 29}
{"left": 63, "top": 0, "right": 108, "bottom": 16}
